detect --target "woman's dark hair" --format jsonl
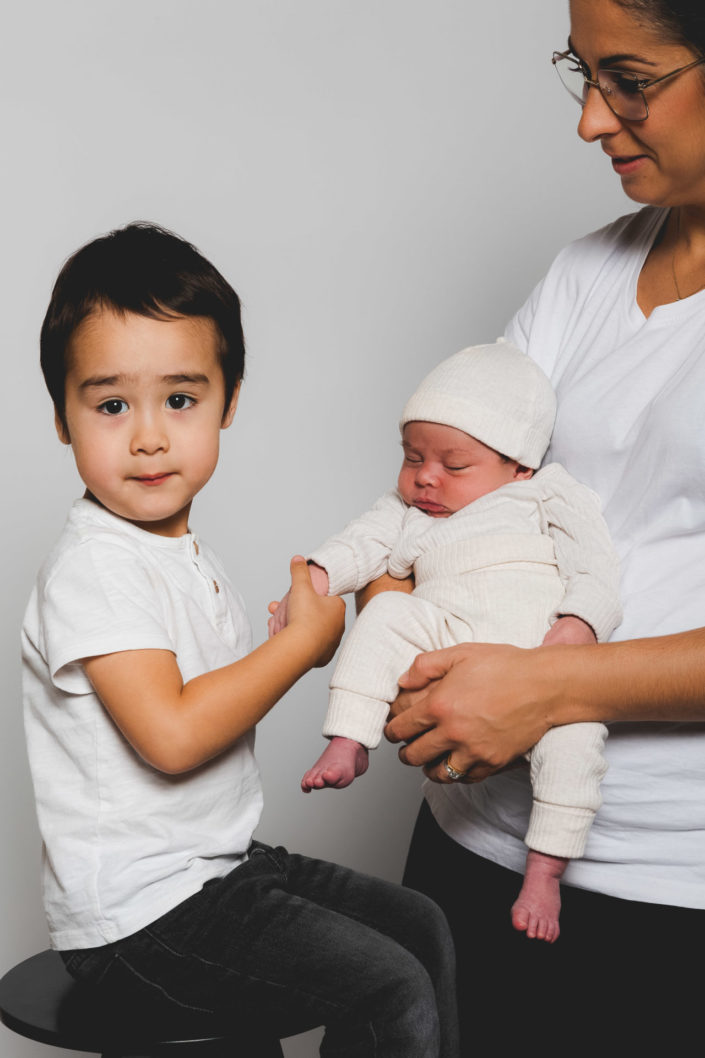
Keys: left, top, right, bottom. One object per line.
{"left": 615, "top": 1, "right": 705, "bottom": 55}
{"left": 41, "top": 222, "right": 245, "bottom": 429}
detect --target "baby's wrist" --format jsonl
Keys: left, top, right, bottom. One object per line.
{"left": 307, "top": 561, "right": 330, "bottom": 596}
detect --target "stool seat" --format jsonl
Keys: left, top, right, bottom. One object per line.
{"left": 0, "top": 950, "right": 285, "bottom": 1057}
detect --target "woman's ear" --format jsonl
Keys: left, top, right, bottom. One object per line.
{"left": 221, "top": 380, "right": 241, "bottom": 429}
{"left": 54, "top": 409, "right": 71, "bottom": 446}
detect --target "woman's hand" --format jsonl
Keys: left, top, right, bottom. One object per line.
{"left": 384, "top": 642, "right": 563, "bottom": 783}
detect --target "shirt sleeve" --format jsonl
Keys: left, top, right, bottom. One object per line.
{"left": 537, "top": 464, "right": 623, "bottom": 642}
{"left": 40, "top": 539, "right": 174, "bottom": 694}
{"left": 504, "top": 274, "right": 544, "bottom": 354}
{"left": 308, "top": 490, "right": 408, "bottom": 595}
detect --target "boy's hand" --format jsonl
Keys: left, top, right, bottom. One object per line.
{"left": 285, "top": 556, "right": 344, "bottom": 667}
{"left": 268, "top": 562, "right": 330, "bottom": 638}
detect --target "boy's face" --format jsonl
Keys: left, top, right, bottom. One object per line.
{"left": 397, "top": 421, "right": 532, "bottom": 518}
{"left": 57, "top": 308, "right": 238, "bottom": 537}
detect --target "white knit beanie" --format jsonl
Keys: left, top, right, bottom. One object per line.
{"left": 400, "top": 339, "right": 556, "bottom": 469}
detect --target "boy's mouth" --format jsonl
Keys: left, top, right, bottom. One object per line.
{"left": 133, "top": 473, "right": 174, "bottom": 486}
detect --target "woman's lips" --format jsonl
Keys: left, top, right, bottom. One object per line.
{"left": 609, "top": 154, "right": 647, "bottom": 175}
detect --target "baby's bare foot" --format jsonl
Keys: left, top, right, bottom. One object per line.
{"left": 511, "top": 850, "right": 568, "bottom": 944}
{"left": 301, "top": 737, "right": 369, "bottom": 792}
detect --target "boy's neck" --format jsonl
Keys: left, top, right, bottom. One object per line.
{"left": 83, "top": 490, "right": 192, "bottom": 538}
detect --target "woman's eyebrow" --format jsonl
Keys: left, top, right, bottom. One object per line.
{"left": 567, "top": 36, "right": 658, "bottom": 68}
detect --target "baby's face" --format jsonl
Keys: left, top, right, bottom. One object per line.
{"left": 397, "top": 421, "right": 531, "bottom": 518}
{"left": 58, "top": 308, "right": 238, "bottom": 537}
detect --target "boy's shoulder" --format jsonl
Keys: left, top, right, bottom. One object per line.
{"left": 32, "top": 497, "right": 234, "bottom": 618}
{"left": 36, "top": 499, "right": 149, "bottom": 593}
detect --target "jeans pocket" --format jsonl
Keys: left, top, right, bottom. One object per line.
{"left": 60, "top": 945, "right": 117, "bottom": 985}
{"left": 249, "top": 840, "right": 289, "bottom": 877}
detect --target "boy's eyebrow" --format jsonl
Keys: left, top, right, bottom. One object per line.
{"left": 161, "top": 373, "right": 211, "bottom": 386}
{"left": 79, "top": 372, "right": 212, "bottom": 390}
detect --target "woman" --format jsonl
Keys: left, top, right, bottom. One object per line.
{"left": 377, "top": 0, "right": 705, "bottom": 1049}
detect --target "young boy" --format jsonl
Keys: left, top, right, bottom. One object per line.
{"left": 21, "top": 222, "right": 459, "bottom": 1057}
{"left": 269, "top": 341, "right": 622, "bottom": 945}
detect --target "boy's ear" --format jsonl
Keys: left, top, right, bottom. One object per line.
{"left": 221, "top": 380, "right": 242, "bottom": 429}
{"left": 54, "top": 409, "right": 71, "bottom": 446}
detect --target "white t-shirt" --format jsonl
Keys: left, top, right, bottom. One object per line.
{"left": 22, "top": 498, "right": 263, "bottom": 949}
{"left": 425, "top": 207, "right": 705, "bottom": 908}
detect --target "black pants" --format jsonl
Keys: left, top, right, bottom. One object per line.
{"left": 63, "top": 842, "right": 458, "bottom": 1057}
{"left": 403, "top": 800, "right": 703, "bottom": 1054}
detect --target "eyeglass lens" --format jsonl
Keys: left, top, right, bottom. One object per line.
{"left": 553, "top": 55, "right": 647, "bottom": 120}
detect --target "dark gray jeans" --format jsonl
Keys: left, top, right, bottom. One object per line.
{"left": 62, "top": 842, "right": 458, "bottom": 1057}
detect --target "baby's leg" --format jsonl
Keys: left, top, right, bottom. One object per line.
{"left": 511, "top": 850, "right": 567, "bottom": 943}
{"left": 303, "top": 592, "right": 455, "bottom": 790}
{"left": 301, "top": 736, "right": 369, "bottom": 792}
{"left": 513, "top": 721, "right": 608, "bottom": 942}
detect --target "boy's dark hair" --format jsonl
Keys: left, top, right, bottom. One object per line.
{"left": 41, "top": 222, "right": 245, "bottom": 430}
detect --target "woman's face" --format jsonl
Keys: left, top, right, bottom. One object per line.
{"left": 569, "top": 0, "right": 705, "bottom": 207}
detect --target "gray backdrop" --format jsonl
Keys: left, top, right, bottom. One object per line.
{"left": 1, "top": 2, "right": 625, "bottom": 1055}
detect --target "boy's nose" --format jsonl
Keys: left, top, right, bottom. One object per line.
{"left": 130, "top": 414, "right": 169, "bottom": 455}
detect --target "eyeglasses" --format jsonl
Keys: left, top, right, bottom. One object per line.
{"left": 552, "top": 48, "right": 705, "bottom": 121}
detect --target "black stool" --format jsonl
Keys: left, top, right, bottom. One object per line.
{"left": 0, "top": 950, "right": 285, "bottom": 1057}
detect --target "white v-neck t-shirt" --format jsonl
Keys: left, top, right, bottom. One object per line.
{"left": 425, "top": 207, "right": 705, "bottom": 908}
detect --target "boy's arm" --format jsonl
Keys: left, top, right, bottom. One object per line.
{"left": 83, "top": 557, "right": 345, "bottom": 775}
{"left": 538, "top": 464, "right": 622, "bottom": 642}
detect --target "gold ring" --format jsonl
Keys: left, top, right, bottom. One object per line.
{"left": 443, "top": 754, "right": 466, "bottom": 781}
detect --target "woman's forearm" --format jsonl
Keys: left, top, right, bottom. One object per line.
{"left": 385, "top": 627, "right": 705, "bottom": 782}
{"left": 550, "top": 627, "right": 705, "bottom": 726}
{"left": 355, "top": 571, "right": 414, "bottom": 614}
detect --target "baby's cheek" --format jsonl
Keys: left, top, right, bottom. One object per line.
{"left": 396, "top": 469, "right": 413, "bottom": 504}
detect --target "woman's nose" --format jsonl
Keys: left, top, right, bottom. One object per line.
{"left": 577, "top": 83, "right": 624, "bottom": 142}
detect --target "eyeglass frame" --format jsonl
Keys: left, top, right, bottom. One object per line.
{"left": 552, "top": 47, "right": 705, "bottom": 121}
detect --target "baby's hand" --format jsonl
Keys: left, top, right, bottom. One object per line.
{"left": 285, "top": 556, "right": 343, "bottom": 667}
{"left": 268, "top": 562, "right": 330, "bottom": 639}
{"left": 542, "top": 615, "right": 597, "bottom": 646}
{"left": 301, "top": 737, "right": 369, "bottom": 792}
{"left": 267, "top": 595, "right": 290, "bottom": 638}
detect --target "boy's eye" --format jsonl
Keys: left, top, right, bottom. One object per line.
{"left": 166, "top": 393, "right": 195, "bottom": 410}
{"left": 445, "top": 465, "right": 468, "bottom": 472}
{"left": 99, "top": 399, "right": 128, "bottom": 416}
